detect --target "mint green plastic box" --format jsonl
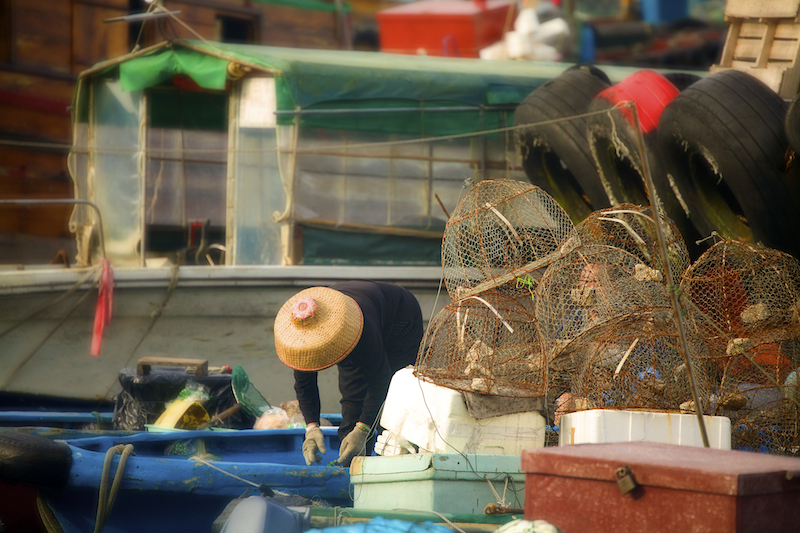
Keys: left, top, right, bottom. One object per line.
{"left": 350, "top": 453, "right": 526, "bottom": 515}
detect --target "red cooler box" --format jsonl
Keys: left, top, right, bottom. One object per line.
{"left": 521, "top": 442, "right": 800, "bottom": 533}
{"left": 376, "top": 0, "right": 515, "bottom": 57}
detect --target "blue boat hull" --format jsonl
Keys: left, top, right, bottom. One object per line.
{"left": 40, "top": 428, "right": 351, "bottom": 533}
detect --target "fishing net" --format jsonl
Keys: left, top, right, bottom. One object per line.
{"left": 441, "top": 178, "right": 574, "bottom": 301}
{"left": 564, "top": 203, "right": 691, "bottom": 280}
{"left": 414, "top": 290, "right": 546, "bottom": 398}
{"left": 560, "top": 313, "right": 709, "bottom": 413}
{"left": 231, "top": 365, "right": 272, "bottom": 419}
{"left": 534, "top": 244, "right": 674, "bottom": 364}
{"left": 679, "top": 239, "right": 800, "bottom": 454}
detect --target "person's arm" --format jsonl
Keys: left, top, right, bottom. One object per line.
{"left": 294, "top": 370, "right": 321, "bottom": 427}
{"left": 338, "top": 352, "right": 391, "bottom": 429}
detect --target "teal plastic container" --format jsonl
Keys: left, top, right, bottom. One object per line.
{"left": 351, "top": 453, "right": 526, "bottom": 515}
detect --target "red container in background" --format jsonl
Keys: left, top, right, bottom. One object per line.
{"left": 376, "top": 0, "right": 516, "bottom": 57}
{"left": 521, "top": 442, "right": 800, "bottom": 533}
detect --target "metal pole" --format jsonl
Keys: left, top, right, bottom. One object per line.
{"left": 628, "top": 102, "right": 710, "bottom": 448}
{"left": 0, "top": 199, "right": 107, "bottom": 259}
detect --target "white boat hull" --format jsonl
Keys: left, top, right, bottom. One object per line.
{"left": 0, "top": 265, "right": 449, "bottom": 411}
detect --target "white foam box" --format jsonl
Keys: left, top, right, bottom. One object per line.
{"left": 559, "top": 409, "right": 732, "bottom": 449}
{"left": 351, "top": 453, "right": 525, "bottom": 515}
{"left": 380, "top": 368, "right": 545, "bottom": 455}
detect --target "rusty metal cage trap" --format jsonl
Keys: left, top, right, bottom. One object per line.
{"left": 560, "top": 314, "right": 710, "bottom": 414}
{"left": 535, "top": 244, "right": 674, "bottom": 364}
{"left": 564, "top": 203, "right": 691, "bottom": 280}
{"left": 441, "top": 178, "right": 574, "bottom": 301}
{"left": 415, "top": 290, "right": 546, "bottom": 398}
{"left": 680, "top": 239, "right": 800, "bottom": 454}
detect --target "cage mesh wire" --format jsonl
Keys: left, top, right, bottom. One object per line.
{"left": 557, "top": 313, "right": 709, "bottom": 413}
{"left": 441, "top": 178, "right": 574, "bottom": 301}
{"left": 535, "top": 244, "right": 674, "bottom": 364}
{"left": 564, "top": 203, "right": 691, "bottom": 280}
{"left": 415, "top": 290, "right": 546, "bottom": 398}
{"left": 680, "top": 239, "right": 800, "bottom": 454}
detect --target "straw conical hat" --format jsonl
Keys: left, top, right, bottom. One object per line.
{"left": 274, "top": 286, "right": 364, "bottom": 371}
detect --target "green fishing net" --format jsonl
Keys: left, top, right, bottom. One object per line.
{"left": 231, "top": 365, "right": 271, "bottom": 418}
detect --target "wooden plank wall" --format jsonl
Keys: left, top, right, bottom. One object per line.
{"left": 156, "top": 0, "right": 341, "bottom": 49}
{"left": 2, "top": 0, "right": 130, "bottom": 242}
{"left": 1, "top": 0, "right": 352, "bottom": 248}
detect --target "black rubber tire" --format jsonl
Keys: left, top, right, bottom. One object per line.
{"left": 0, "top": 429, "right": 72, "bottom": 493}
{"left": 586, "top": 73, "right": 703, "bottom": 258}
{"left": 657, "top": 70, "right": 800, "bottom": 258}
{"left": 514, "top": 64, "right": 612, "bottom": 222}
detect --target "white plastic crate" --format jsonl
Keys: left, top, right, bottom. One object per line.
{"left": 559, "top": 409, "right": 731, "bottom": 449}
{"left": 380, "top": 368, "right": 545, "bottom": 455}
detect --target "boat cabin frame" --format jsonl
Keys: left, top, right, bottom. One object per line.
{"left": 68, "top": 39, "right": 570, "bottom": 269}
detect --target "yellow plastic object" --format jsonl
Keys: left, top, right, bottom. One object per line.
{"left": 154, "top": 400, "right": 210, "bottom": 429}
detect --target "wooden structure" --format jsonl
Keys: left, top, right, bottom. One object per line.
{"left": 710, "top": 0, "right": 800, "bottom": 98}
{"left": 0, "top": 0, "right": 350, "bottom": 264}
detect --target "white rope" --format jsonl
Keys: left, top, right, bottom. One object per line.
{"left": 461, "top": 295, "right": 514, "bottom": 333}
{"left": 1, "top": 103, "right": 634, "bottom": 156}
{"left": 597, "top": 216, "right": 646, "bottom": 245}
{"left": 614, "top": 338, "right": 640, "bottom": 376}
{"left": 391, "top": 509, "right": 467, "bottom": 533}
{"left": 485, "top": 202, "right": 522, "bottom": 251}
{"left": 190, "top": 456, "right": 290, "bottom": 496}
{"left": 600, "top": 209, "right": 656, "bottom": 224}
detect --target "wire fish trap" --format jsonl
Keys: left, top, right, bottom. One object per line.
{"left": 563, "top": 314, "right": 710, "bottom": 413}
{"left": 441, "top": 178, "right": 574, "bottom": 301}
{"left": 730, "top": 397, "right": 800, "bottom": 456}
{"left": 679, "top": 240, "right": 800, "bottom": 398}
{"left": 535, "top": 244, "right": 674, "bottom": 363}
{"left": 679, "top": 239, "right": 800, "bottom": 454}
{"left": 415, "top": 290, "right": 546, "bottom": 398}
{"left": 564, "top": 203, "right": 691, "bottom": 280}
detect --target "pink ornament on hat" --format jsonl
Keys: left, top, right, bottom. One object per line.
{"left": 292, "top": 296, "right": 318, "bottom": 321}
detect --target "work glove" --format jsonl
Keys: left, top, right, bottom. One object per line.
{"left": 338, "top": 423, "right": 369, "bottom": 467}
{"left": 303, "top": 425, "right": 326, "bottom": 466}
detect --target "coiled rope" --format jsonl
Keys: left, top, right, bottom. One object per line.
{"left": 94, "top": 444, "right": 135, "bottom": 533}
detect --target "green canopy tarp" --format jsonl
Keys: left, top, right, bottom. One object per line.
{"left": 110, "top": 41, "right": 572, "bottom": 135}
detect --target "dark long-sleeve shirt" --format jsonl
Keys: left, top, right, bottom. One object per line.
{"left": 293, "top": 281, "right": 423, "bottom": 437}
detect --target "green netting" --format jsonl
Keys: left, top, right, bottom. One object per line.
{"left": 231, "top": 365, "right": 272, "bottom": 418}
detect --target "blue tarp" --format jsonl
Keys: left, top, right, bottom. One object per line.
{"left": 307, "top": 517, "right": 452, "bottom": 533}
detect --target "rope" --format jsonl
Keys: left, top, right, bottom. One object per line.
{"left": 0, "top": 266, "right": 98, "bottom": 340}
{"left": 154, "top": 5, "right": 223, "bottom": 53}
{"left": 36, "top": 494, "right": 65, "bottom": 533}
{"left": 190, "top": 456, "right": 291, "bottom": 496}
{"left": 104, "top": 261, "right": 180, "bottom": 399}
{"left": 0, "top": 287, "right": 95, "bottom": 391}
{"left": 459, "top": 296, "right": 514, "bottom": 333}
{"left": 94, "top": 444, "right": 134, "bottom": 533}
{"left": 391, "top": 509, "right": 467, "bottom": 533}
{"left": 0, "top": 103, "right": 629, "bottom": 156}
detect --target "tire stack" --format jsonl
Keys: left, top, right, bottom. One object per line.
{"left": 514, "top": 65, "right": 800, "bottom": 261}
{"left": 659, "top": 70, "right": 800, "bottom": 259}
{"left": 514, "top": 64, "right": 613, "bottom": 222}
